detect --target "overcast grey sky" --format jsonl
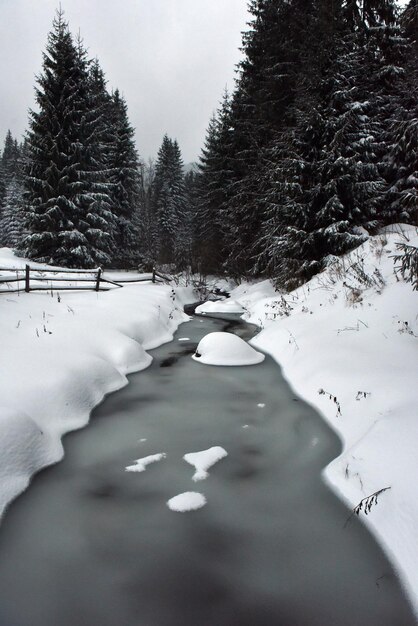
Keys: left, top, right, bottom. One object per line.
{"left": 0, "top": 0, "right": 250, "bottom": 163}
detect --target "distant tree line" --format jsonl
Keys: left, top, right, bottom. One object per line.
{"left": 0, "top": 1, "right": 417, "bottom": 287}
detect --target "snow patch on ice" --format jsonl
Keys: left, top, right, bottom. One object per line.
{"left": 183, "top": 446, "right": 228, "bottom": 481}
{"left": 192, "top": 332, "right": 265, "bottom": 366}
{"left": 257, "top": 403, "right": 266, "bottom": 408}
{"left": 125, "top": 453, "right": 166, "bottom": 473}
{"left": 167, "top": 491, "right": 206, "bottom": 512}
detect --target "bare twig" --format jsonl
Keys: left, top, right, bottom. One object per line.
{"left": 344, "top": 487, "right": 391, "bottom": 528}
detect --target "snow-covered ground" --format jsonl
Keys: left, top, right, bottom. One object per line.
{"left": 0, "top": 247, "right": 191, "bottom": 519}
{"left": 0, "top": 225, "right": 417, "bottom": 613}
{"left": 214, "top": 224, "right": 417, "bottom": 615}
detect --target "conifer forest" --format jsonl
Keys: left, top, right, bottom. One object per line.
{"left": 0, "top": 1, "right": 417, "bottom": 289}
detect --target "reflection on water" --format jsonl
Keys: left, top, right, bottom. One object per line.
{"left": 0, "top": 314, "right": 414, "bottom": 626}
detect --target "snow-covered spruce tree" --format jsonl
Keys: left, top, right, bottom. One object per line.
{"left": 137, "top": 158, "right": 159, "bottom": 269}
{"left": 253, "top": 113, "right": 328, "bottom": 290}
{"left": 245, "top": 0, "right": 355, "bottom": 287}
{"left": 0, "top": 176, "right": 27, "bottom": 248}
{"left": 313, "top": 46, "right": 385, "bottom": 224}
{"left": 384, "top": 0, "right": 418, "bottom": 225}
{"left": 221, "top": 0, "right": 295, "bottom": 277}
{"left": 252, "top": 0, "right": 410, "bottom": 289}
{"left": 222, "top": 0, "right": 343, "bottom": 279}
{"left": 21, "top": 11, "right": 115, "bottom": 268}
{"left": 0, "top": 162, "right": 5, "bottom": 210}
{"left": 195, "top": 0, "right": 416, "bottom": 286}
{"left": 151, "top": 135, "right": 187, "bottom": 267}
{"left": 2, "top": 131, "right": 20, "bottom": 180}
{"left": 0, "top": 131, "right": 21, "bottom": 207}
{"left": 387, "top": 108, "right": 418, "bottom": 226}
{"left": 0, "top": 133, "right": 27, "bottom": 250}
{"left": 196, "top": 91, "right": 234, "bottom": 274}
{"left": 171, "top": 140, "right": 191, "bottom": 270}
{"left": 74, "top": 57, "right": 118, "bottom": 265}
{"left": 183, "top": 168, "right": 200, "bottom": 272}
{"left": 317, "top": 0, "right": 417, "bottom": 231}
{"left": 71, "top": 42, "right": 118, "bottom": 267}
{"left": 107, "top": 89, "right": 142, "bottom": 267}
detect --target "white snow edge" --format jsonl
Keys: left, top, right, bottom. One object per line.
{"left": 0, "top": 248, "right": 193, "bottom": 519}
{"left": 228, "top": 225, "right": 418, "bottom": 616}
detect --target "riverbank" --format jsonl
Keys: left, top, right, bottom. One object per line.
{"left": 0, "top": 312, "right": 413, "bottom": 626}
{"left": 219, "top": 224, "right": 418, "bottom": 616}
{"left": 0, "top": 225, "right": 416, "bottom": 618}
{"left": 0, "top": 248, "right": 192, "bottom": 518}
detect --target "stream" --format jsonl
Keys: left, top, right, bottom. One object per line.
{"left": 0, "top": 311, "right": 414, "bottom": 626}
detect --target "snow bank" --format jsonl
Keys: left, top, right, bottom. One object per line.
{"left": 125, "top": 453, "right": 166, "bottom": 473}
{"left": 229, "top": 225, "right": 418, "bottom": 614}
{"left": 0, "top": 249, "right": 192, "bottom": 518}
{"left": 183, "top": 446, "right": 228, "bottom": 481}
{"left": 195, "top": 298, "right": 244, "bottom": 314}
{"left": 192, "top": 331, "right": 265, "bottom": 366}
{"left": 167, "top": 492, "right": 207, "bottom": 512}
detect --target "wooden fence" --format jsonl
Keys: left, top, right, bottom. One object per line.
{"left": 0, "top": 265, "right": 170, "bottom": 294}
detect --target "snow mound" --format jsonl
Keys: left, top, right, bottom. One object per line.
{"left": 195, "top": 299, "right": 244, "bottom": 314}
{"left": 167, "top": 492, "right": 206, "bottom": 512}
{"left": 125, "top": 453, "right": 166, "bottom": 473}
{"left": 183, "top": 446, "right": 228, "bottom": 481}
{"left": 192, "top": 332, "right": 265, "bottom": 366}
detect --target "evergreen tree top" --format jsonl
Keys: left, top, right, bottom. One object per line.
{"left": 2, "top": 130, "right": 14, "bottom": 162}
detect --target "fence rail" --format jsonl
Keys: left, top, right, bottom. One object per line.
{"left": 0, "top": 265, "right": 169, "bottom": 294}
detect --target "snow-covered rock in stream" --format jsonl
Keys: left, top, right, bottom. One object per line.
{"left": 195, "top": 299, "right": 244, "bottom": 314}
{"left": 192, "top": 331, "right": 265, "bottom": 366}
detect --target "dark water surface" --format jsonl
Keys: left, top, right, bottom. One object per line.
{"left": 0, "top": 313, "right": 414, "bottom": 626}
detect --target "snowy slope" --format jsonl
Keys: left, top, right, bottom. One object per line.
{"left": 0, "top": 249, "right": 191, "bottom": 518}
{"left": 226, "top": 224, "right": 418, "bottom": 615}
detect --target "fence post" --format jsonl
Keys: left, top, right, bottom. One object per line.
{"left": 25, "top": 265, "right": 30, "bottom": 293}
{"left": 152, "top": 267, "right": 156, "bottom": 283}
{"left": 95, "top": 267, "right": 102, "bottom": 292}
